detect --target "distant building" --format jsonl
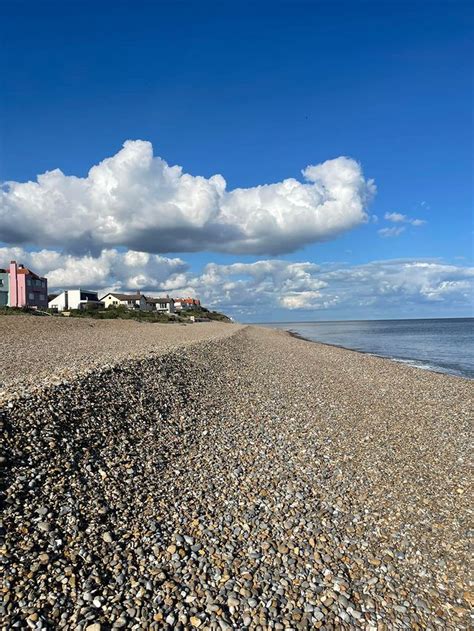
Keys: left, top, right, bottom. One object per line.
{"left": 174, "top": 297, "right": 201, "bottom": 311}
{"left": 100, "top": 292, "right": 148, "bottom": 310}
{"left": 0, "top": 268, "right": 9, "bottom": 307}
{"left": 7, "top": 261, "right": 48, "bottom": 309}
{"left": 146, "top": 296, "right": 175, "bottom": 314}
{"left": 48, "top": 289, "right": 104, "bottom": 312}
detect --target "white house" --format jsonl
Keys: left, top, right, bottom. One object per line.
{"left": 100, "top": 292, "right": 148, "bottom": 310}
{"left": 146, "top": 296, "right": 175, "bottom": 313}
{"left": 48, "top": 289, "right": 103, "bottom": 312}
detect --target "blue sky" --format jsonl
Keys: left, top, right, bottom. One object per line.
{"left": 0, "top": 0, "right": 472, "bottom": 321}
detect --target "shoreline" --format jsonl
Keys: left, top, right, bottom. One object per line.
{"left": 2, "top": 324, "right": 472, "bottom": 628}
{"left": 284, "top": 327, "right": 472, "bottom": 380}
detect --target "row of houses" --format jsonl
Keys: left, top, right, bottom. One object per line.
{"left": 0, "top": 261, "right": 201, "bottom": 314}
{"left": 49, "top": 289, "right": 200, "bottom": 313}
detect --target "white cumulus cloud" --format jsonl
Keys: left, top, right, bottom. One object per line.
{"left": 0, "top": 140, "right": 375, "bottom": 256}
{"left": 0, "top": 246, "right": 187, "bottom": 292}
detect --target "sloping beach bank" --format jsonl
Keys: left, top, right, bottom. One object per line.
{"left": 0, "top": 316, "right": 242, "bottom": 401}
{"left": 2, "top": 325, "right": 472, "bottom": 629}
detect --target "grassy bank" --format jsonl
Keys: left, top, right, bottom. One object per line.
{"left": 0, "top": 305, "right": 232, "bottom": 323}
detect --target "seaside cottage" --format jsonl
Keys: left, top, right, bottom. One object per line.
{"left": 6, "top": 260, "right": 48, "bottom": 309}
{"left": 146, "top": 296, "right": 175, "bottom": 314}
{"left": 48, "top": 289, "right": 104, "bottom": 312}
{"left": 100, "top": 292, "right": 148, "bottom": 310}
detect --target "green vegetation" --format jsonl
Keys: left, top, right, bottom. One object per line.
{"left": 0, "top": 306, "right": 49, "bottom": 316}
{"left": 60, "top": 306, "right": 177, "bottom": 322}
{"left": 181, "top": 307, "right": 232, "bottom": 322}
{"left": 0, "top": 304, "right": 232, "bottom": 323}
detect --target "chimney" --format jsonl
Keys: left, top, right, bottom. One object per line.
{"left": 9, "top": 261, "right": 18, "bottom": 307}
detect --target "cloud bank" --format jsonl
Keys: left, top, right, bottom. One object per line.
{"left": 188, "top": 258, "right": 474, "bottom": 314}
{"left": 0, "top": 246, "right": 187, "bottom": 292}
{"left": 0, "top": 140, "right": 375, "bottom": 256}
{"left": 2, "top": 246, "right": 472, "bottom": 318}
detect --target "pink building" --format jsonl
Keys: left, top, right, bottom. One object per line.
{"left": 8, "top": 261, "right": 48, "bottom": 309}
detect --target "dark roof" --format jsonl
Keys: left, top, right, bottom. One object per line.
{"left": 101, "top": 292, "right": 143, "bottom": 301}
{"left": 147, "top": 297, "right": 174, "bottom": 304}
{"left": 7, "top": 267, "right": 45, "bottom": 280}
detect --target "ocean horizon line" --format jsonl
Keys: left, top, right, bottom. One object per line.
{"left": 251, "top": 315, "right": 474, "bottom": 325}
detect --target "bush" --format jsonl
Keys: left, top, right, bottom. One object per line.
{"left": 0, "top": 306, "right": 43, "bottom": 316}
{"left": 179, "top": 307, "right": 231, "bottom": 322}
{"left": 66, "top": 307, "right": 176, "bottom": 323}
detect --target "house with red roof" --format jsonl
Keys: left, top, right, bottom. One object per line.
{"left": 174, "top": 297, "right": 201, "bottom": 311}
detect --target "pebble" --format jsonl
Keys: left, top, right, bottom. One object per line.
{"left": 2, "top": 325, "right": 471, "bottom": 629}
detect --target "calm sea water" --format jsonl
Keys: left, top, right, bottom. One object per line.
{"left": 263, "top": 318, "right": 474, "bottom": 379}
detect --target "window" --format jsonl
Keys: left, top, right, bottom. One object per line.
{"left": 81, "top": 292, "right": 97, "bottom": 301}
{"left": 29, "top": 293, "right": 35, "bottom": 300}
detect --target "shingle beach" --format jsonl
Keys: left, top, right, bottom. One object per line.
{"left": 0, "top": 317, "right": 242, "bottom": 401}
{"left": 1, "top": 318, "right": 472, "bottom": 630}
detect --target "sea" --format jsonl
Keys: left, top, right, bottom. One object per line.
{"left": 262, "top": 318, "right": 474, "bottom": 379}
